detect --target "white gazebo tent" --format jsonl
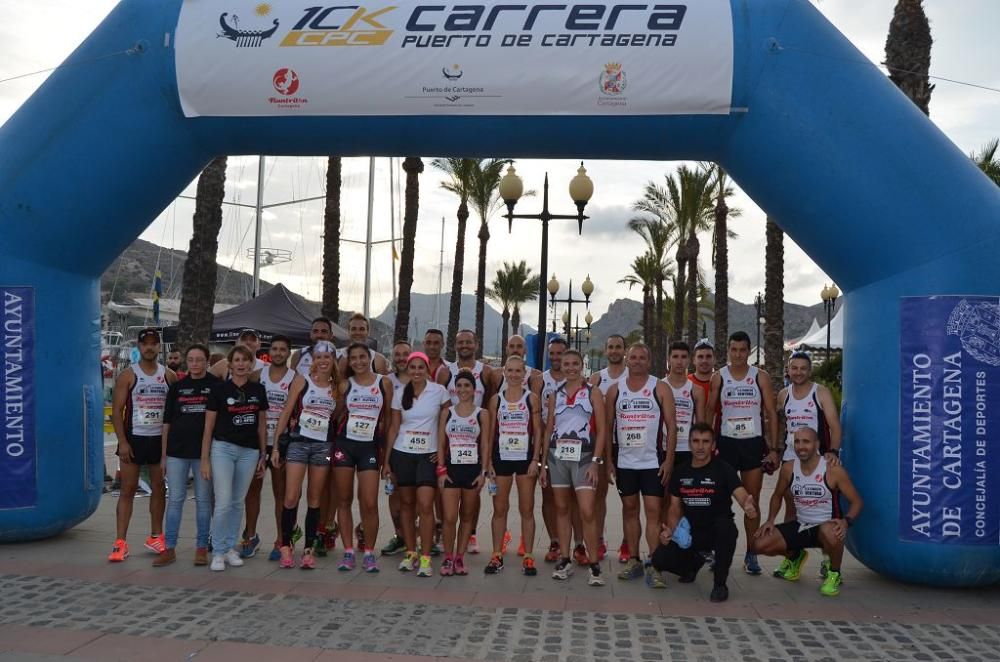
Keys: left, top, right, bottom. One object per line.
{"left": 794, "top": 307, "right": 844, "bottom": 351}
{"left": 786, "top": 318, "right": 821, "bottom": 351}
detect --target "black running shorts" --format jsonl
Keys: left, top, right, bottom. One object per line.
{"left": 777, "top": 521, "right": 824, "bottom": 550}
{"left": 616, "top": 467, "right": 663, "bottom": 498}
{"left": 390, "top": 449, "right": 437, "bottom": 488}
{"left": 121, "top": 435, "right": 162, "bottom": 466}
{"left": 332, "top": 439, "right": 380, "bottom": 472}
{"left": 717, "top": 435, "right": 765, "bottom": 472}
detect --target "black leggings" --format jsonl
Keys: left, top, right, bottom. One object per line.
{"left": 651, "top": 516, "right": 738, "bottom": 586}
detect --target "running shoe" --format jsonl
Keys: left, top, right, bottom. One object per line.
{"left": 268, "top": 543, "right": 281, "bottom": 562}
{"left": 314, "top": 534, "right": 329, "bottom": 558}
{"left": 544, "top": 541, "right": 560, "bottom": 563}
{"left": 820, "top": 570, "right": 842, "bottom": 597}
{"left": 381, "top": 534, "right": 406, "bottom": 556}
{"left": 144, "top": 534, "right": 165, "bottom": 554}
{"left": 552, "top": 559, "right": 573, "bottom": 581}
{"left": 645, "top": 564, "right": 667, "bottom": 589}
{"left": 362, "top": 551, "right": 379, "bottom": 573}
{"left": 399, "top": 551, "right": 419, "bottom": 572}
{"left": 702, "top": 550, "right": 716, "bottom": 571}
{"left": 224, "top": 549, "right": 244, "bottom": 567}
{"left": 467, "top": 534, "right": 480, "bottom": 555}
{"left": 484, "top": 554, "right": 504, "bottom": 574}
{"left": 291, "top": 524, "right": 303, "bottom": 546}
{"left": 501, "top": 530, "right": 513, "bottom": 555}
{"left": 279, "top": 546, "right": 295, "bottom": 569}
{"left": 430, "top": 541, "right": 444, "bottom": 556}
{"left": 417, "top": 555, "right": 433, "bottom": 577}
{"left": 210, "top": 554, "right": 226, "bottom": 572}
{"left": 743, "top": 552, "right": 762, "bottom": 576}
{"left": 598, "top": 537, "right": 607, "bottom": 561}
{"left": 440, "top": 558, "right": 455, "bottom": 577}
{"left": 355, "top": 524, "right": 366, "bottom": 552}
{"left": 617, "top": 558, "right": 644, "bottom": 581}
{"left": 108, "top": 539, "right": 129, "bottom": 563}
{"left": 522, "top": 556, "right": 537, "bottom": 576}
{"left": 710, "top": 584, "right": 730, "bottom": 602}
{"left": 300, "top": 550, "right": 316, "bottom": 570}
{"left": 338, "top": 551, "right": 356, "bottom": 571}
{"left": 517, "top": 538, "right": 526, "bottom": 557}
{"left": 780, "top": 550, "right": 808, "bottom": 582}
{"left": 239, "top": 534, "right": 261, "bottom": 559}
{"left": 773, "top": 557, "right": 793, "bottom": 578}
{"left": 588, "top": 566, "right": 606, "bottom": 587}
{"left": 454, "top": 556, "right": 468, "bottom": 576}
{"left": 573, "top": 543, "right": 588, "bottom": 566}
{"left": 819, "top": 556, "right": 832, "bottom": 580}
{"left": 618, "top": 541, "right": 630, "bottom": 564}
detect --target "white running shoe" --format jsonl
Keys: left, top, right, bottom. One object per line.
{"left": 210, "top": 554, "right": 226, "bottom": 572}
{"left": 224, "top": 549, "right": 244, "bottom": 567}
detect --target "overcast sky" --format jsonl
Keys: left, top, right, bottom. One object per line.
{"left": 1, "top": 1, "right": 997, "bottom": 328}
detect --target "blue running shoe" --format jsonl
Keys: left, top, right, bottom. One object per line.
{"left": 744, "top": 552, "right": 762, "bottom": 576}
{"left": 240, "top": 534, "right": 261, "bottom": 558}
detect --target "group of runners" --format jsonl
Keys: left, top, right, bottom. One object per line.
{"left": 108, "top": 313, "right": 862, "bottom": 601}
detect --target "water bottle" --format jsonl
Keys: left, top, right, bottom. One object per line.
{"left": 487, "top": 479, "right": 498, "bottom": 496}
{"left": 384, "top": 478, "right": 395, "bottom": 495}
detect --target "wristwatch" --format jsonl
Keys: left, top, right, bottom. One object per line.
{"left": 593, "top": 457, "right": 605, "bottom": 466}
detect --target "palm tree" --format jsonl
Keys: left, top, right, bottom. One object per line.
{"left": 394, "top": 157, "right": 423, "bottom": 343}
{"left": 467, "top": 159, "right": 510, "bottom": 358}
{"left": 972, "top": 139, "right": 1000, "bottom": 186}
{"left": 508, "top": 262, "right": 540, "bottom": 338}
{"left": 487, "top": 260, "right": 540, "bottom": 362}
{"left": 431, "top": 158, "right": 477, "bottom": 360}
{"left": 321, "top": 157, "right": 342, "bottom": 323}
{"left": 705, "top": 165, "right": 741, "bottom": 365}
{"left": 885, "top": 0, "right": 934, "bottom": 115}
{"left": 764, "top": 218, "right": 785, "bottom": 388}
{"left": 624, "top": 217, "right": 675, "bottom": 375}
{"left": 176, "top": 156, "right": 228, "bottom": 349}
{"left": 619, "top": 250, "right": 675, "bottom": 374}
{"left": 672, "top": 165, "right": 715, "bottom": 345}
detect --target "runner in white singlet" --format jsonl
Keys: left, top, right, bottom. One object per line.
{"left": 529, "top": 336, "right": 568, "bottom": 563}
{"left": 588, "top": 334, "right": 627, "bottom": 563}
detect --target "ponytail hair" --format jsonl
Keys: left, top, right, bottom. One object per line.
{"left": 402, "top": 381, "right": 415, "bottom": 410}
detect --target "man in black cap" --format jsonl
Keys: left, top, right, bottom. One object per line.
{"left": 108, "top": 328, "right": 178, "bottom": 562}
{"left": 211, "top": 328, "right": 269, "bottom": 378}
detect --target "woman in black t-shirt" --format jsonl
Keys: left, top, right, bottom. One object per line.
{"left": 200, "top": 345, "right": 269, "bottom": 572}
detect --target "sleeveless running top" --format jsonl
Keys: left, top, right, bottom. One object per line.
{"left": 688, "top": 373, "right": 712, "bottom": 401}
{"left": 541, "top": 370, "right": 564, "bottom": 423}
{"left": 666, "top": 377, "right": 695, "bottom": 452}
{"left": 613, "top": 376, "right": 663, "bottom": 470}
{"left": 129, "top": 364, "right": 168, "bottom": 437}
{"left": 550, "top": 383, "right": 596, "bottom": 461}
{"left": 719, "top": 366, "right": 763, "bottom": 440}
{"left": 297, "top": 375, "right": 336, "bottom": 441}
{"left": 444, "top": 406, "right": 483, "bottom": 466}
{"left": 339, "top": 375, "right": 385, "bottom": 442}
{"left": 791, "top": 456, "right": 839, "bottom": 527}
{"left": 429, "top": 360, "right": 450, "bottom": 384}
{"left": 495, "top": 387, "right": 533, "bottom": 463}
{"left": 782, "top": 383, "right": 828, "bottom": 461}
{"left": 597, "top": 366, "right": 629, "bottom": 396}
{"left": 296, "top": 347, "right": 314, "bottom": 377}
{"left": 447, "top": 360, "right": 487, "bottom": 407}
{"left": 387, "top": 371, "right": 406, "bottom": 393}
{"left": 263, "top": 366, "right": 295, "bottom": 440}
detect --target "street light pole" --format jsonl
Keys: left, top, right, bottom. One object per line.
{"left": 500, "top": 163, "right": 594, "bottom": 370}
{"left": 821, "top": 283, "right": 840, "bottom": 364}
{"left": 754, "top": 291, "right": 764, "bottom": 366}
{"left": 550, "top": 274, "right": 594, "bottom": 340}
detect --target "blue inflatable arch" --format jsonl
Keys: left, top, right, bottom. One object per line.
{"left": 1, "top": 0, "right": 999, "bottom": 586}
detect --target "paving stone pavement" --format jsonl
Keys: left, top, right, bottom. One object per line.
{"left": 2, "top": 572, "right": 999, "bottom": 661}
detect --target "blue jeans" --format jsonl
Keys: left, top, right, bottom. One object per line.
{"left": 164, "top": 456, "right": 212, "bottom": 549}
{"left": 210, "top": 440, "right": 260, "bottom": 555}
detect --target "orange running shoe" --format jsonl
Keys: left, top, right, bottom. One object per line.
{"left": 144, "top": 534, "right": 165, "bottom": 554}
{"left": 544, "top": 541, "right": 560, "bottom": 563}
{"left": 517, "top": 538, "right": 526, "bottom": 557}
{"left": 573, "top": 543, "right": 588, "bottom": 566}
{"left": 108, "top": 539, "right": 129, "bottom": 562}
{"left": 501, "top": 530, "right": 513, "bottom": 555}
{"left": 522, "top": 556, "right": 537, "bottom": 576}
{"left": 618, "top": 541, "right": 630, "bottom": 564}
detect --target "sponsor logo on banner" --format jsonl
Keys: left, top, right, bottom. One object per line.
{"left": 281, "top": 6, "right": 396, "bottom": 47}
{"left": 405, "top": 65, "right": 499, "bottom": 109}
{"left": 899, "top": 296, "right": 1000, "bottom": 545}
{"left": 269, "top": 68, "right": 308, "bottom": 109}
{"left": 217, "top": 5, "right": 281, "bottom": 48}
{"left": 599, "top": 62, "right": 627, "bottom": 96}
{"left": 1, "top": 287, "right": 36, "bottom": 509}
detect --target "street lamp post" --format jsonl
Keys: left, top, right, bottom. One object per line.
{"left": 821, "top": 283, "right": 840, "bottom": 364}
{"left": 563, "top": 311, "right": 594, "bottom": 351}
{"left": 754, "top": 291, "right": 764, "bottom": 366}
{"left": 550, "top": 274, "right": 594, "bottom": 338}
{"left": 500, "top": 163, "right": 594, "bottom": 370}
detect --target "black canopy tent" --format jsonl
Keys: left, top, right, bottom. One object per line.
{"left": 162, "top": 283, "right": 347, "bottom": 346}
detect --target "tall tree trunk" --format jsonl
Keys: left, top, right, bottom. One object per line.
{"left": 655, "top": 281, "right": 666, "bottom": 375}
{"left": 474, "top": 222, "right": 490, "bottom": 358}
{"left": 176, "top": 156, "right": 228, "bottom": 349}
{"left": 445, "top": 201, "right": 470, "bottom": 361}
{"left": 511, "top": 304, "right": 521, "bottom": 336}
{"left": 764, "top": 218, "right": 785, "bottom": 390}
{"left": 321, "top": 157, "right": 342, "bottom": 323}
{"left": 686, "top": 233, "right": 700, "bottom": 345}
{"left": 672, "top": 251, "right": 686, "bottom": 342}
{"left": 394, "top": 157, "right": 423, "bottom": 344}
{"left": 713, "top": 188, "right": 729, "bottom": 367}
{"left": 500, "top": 308, "right": 510, "bottom": 363}
{"left": 885, "top": 0, "right": 934, "bottom": 116}
{"left": 642, "top": 286, "right": 651, "bottom": 343}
